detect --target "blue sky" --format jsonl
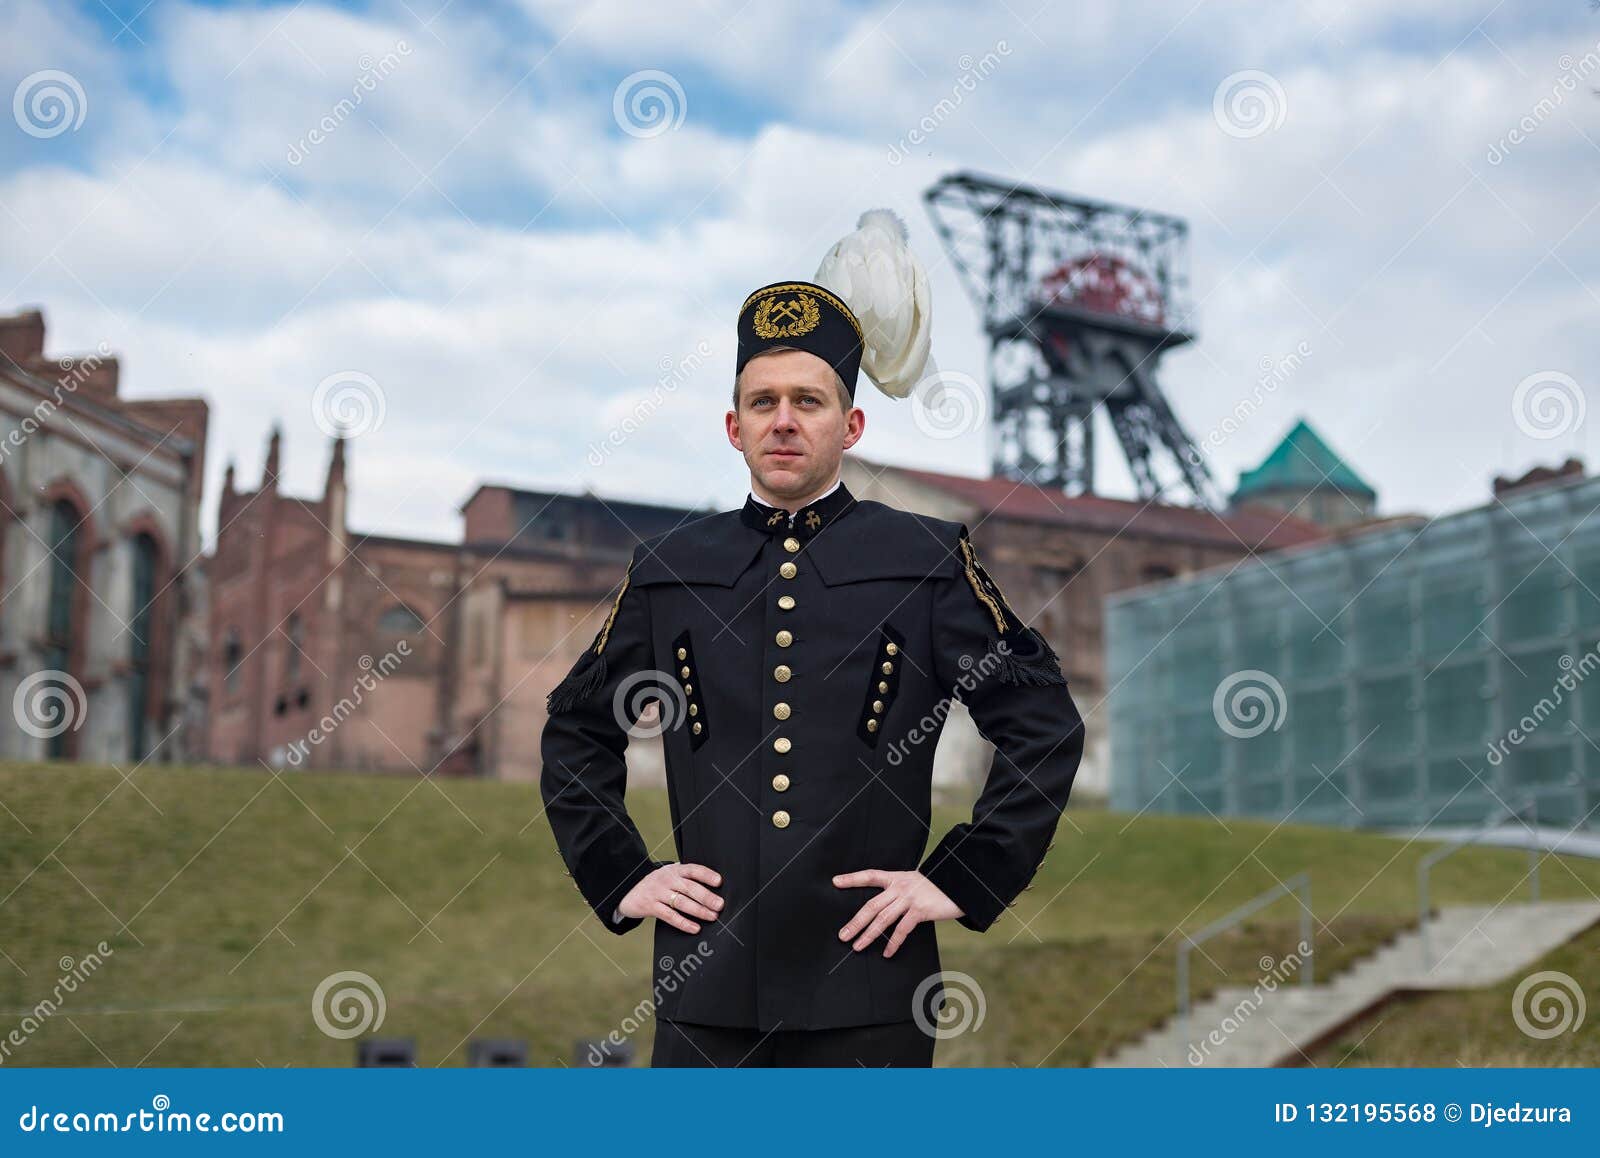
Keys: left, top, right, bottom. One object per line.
{"left": 3, "top": 0, "right": 1599, "bottom": 543}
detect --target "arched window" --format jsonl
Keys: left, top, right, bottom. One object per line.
{"left": 127, "top": 533, "right": 159, "bottom": 762}
{"left": 44, "top": 499, "right": 84, "bottom": 758}
{"left": 285, "top": 613, "right": 304, "bottom": 681}
{"left": 376, "top": 605, "right": 425, "bottom": 635}
{"left": 223, "top": 628, "right": 243, "bottom": 694}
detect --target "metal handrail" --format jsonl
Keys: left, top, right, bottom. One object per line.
{"left": 1417, "top": 798, "right": 1541, "bottom": 970}
{"left": 1177, "top": 871, "right": 1313, "bottom": 1048}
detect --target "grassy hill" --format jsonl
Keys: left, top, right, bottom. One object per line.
{"left": 1, "top": 760, "right": 1595, "bottom": 1067}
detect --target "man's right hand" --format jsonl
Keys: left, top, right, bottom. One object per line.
{"left": 618, "top": 863, "right": 724, "bottom": 933}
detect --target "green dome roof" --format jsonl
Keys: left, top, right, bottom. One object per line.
{"left": 1233, "top": 418, "right": 1376, "bottom": 501}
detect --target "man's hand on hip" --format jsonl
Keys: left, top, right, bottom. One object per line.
{"left": 833, "top": 869, "right": 963, "bottom": 957}
{"left": 619, "top": 863, "right": 723, "bottom": 934}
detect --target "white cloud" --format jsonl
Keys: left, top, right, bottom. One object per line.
{"left": 1, "top": 0, "right": 1597, "bottom": 550}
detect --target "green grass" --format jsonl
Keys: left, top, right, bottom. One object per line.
{"left": 1, "top": 760, "right": 1596, "bottom": 1067}
{"left": 1308, "top": 922, "right": 1600, "bottom": 1068}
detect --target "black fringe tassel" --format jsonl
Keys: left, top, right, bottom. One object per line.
{"left": 546, "top": 650, "right": 608, "bottom": 715}
{"left": 998, "top": 627, "right": 1068, "bottom": 688}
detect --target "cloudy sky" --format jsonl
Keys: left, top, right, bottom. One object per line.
{"left": 2, "top": 0, "right": 1597, "bottom": 545}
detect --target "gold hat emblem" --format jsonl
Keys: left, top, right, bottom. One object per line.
{"left": 752, "top": 293, "right": 822, "bottom": 339}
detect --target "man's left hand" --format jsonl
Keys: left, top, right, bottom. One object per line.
{"left": 832, "top": 869, "right": 963, "bottom": 957}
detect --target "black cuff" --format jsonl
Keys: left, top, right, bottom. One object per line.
{"left": 582, "top": 850, "right": 667, "bottom": 935}
{"left": 919, "top": 833, "right": 1009, "bottom": 933}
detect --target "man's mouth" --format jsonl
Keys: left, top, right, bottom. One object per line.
{"left": 769, "top": 450, "right": 803, "bottom": 459}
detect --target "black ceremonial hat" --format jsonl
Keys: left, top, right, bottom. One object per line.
{"left": 736, "top": 281, "right": 864, "bottom": 398}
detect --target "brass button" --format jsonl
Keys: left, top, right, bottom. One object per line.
{"left": 778, "top": 595, "right": 796, "bottom": 610}
{"left": 773, "top": 737, "right": 791, "bottom": 754}
{"left": 688, "top": 703, "right": 698, "bottom": 716}
{"left": 885, "top": 642, "right": 898, "bottom": 656}
{"left": 676, "top": 647, "right": 687, "bottom": 660}
{"left": 692, "top": 722, "right": 702, "bottom": 735}
{"left": 773, "top": 702, "right": 791, "bottom": 720}
{"left": 775, "top": 630, "right": 793, "bottom": 647}
{"left": 771, "top": 774, "right": 790, "bottom": 792}
{"left": 779, "top": 561, "right": 797, "bottom": 579}
{"left": 680, "top": 665, "right": 691, "bottom": 679}
{"left": 878, "top": 681, "right": 888, "bottom": 693}
{"left": 783, "top": 537, "right": 800, "bottom": 553}
{"left": 773, "top": 664, "right": 791, "bottom": 682}
{"left": 880, "top": 660, "right": 894, "bottom": 675}
{"left": 866, "top": 719, "right": 878, "bottom": 733}
{"left": 872, "top": 700, "right": 884, "bottom": 713}
{"left": 684, "top": 683, "right": 693, "bottom": 694}
{"left": 771, "top": 810, "right": 790, "bottom": 829}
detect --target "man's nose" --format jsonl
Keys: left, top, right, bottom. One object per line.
{"left": 772, "top": 401, "right": 799, "bottom": 429}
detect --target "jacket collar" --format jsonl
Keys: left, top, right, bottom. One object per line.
{"left": 739, "top": 479, "right": 857, "bottom": 542}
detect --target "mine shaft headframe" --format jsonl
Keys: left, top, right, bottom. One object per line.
{"left": 923, "top": 171, "right": 1222, "bottom": 510}
{"left": 923, "top": 170, "right": 1195, "bottom": 345}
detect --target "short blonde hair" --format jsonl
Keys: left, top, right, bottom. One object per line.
{"left": 733, "top": 346, "right": 851, "bottom": 412}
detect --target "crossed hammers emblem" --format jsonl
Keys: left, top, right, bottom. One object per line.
{"left": 768, "top": 298, "right": 804, "bottom": 324}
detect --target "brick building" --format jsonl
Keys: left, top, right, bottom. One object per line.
{"left": 206, "top": 429, "right": 708, "bottom": 778}
{"left": 0, "top": 307, "right": 209, "bottom": 765}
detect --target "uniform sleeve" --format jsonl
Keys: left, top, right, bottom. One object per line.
{"left": 539, "top": 545, "right": 670, "bottom": 935}
{"left": 918, "top": 525, "right": 1084, "bottom": 932}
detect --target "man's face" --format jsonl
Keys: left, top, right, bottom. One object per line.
{"left": 726, "top": 349, "right": 865, "bottom": 499}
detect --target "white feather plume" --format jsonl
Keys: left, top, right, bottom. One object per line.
{"left": 813, "top": 208, "right": 937, "bottom": 400}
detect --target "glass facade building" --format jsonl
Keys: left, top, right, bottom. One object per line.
{"left": 1106, "top": 475, "right": 1600, "bottom": 830}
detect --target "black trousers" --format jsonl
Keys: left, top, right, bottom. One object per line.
{"left": 651, "top": 1017, "right": 935, "bottom": 1068}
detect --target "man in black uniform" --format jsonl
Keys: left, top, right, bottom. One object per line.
{"left": 540, "top": 211, "right": 1084, "bottom": 1067}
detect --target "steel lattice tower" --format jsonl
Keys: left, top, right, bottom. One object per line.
{"left": 924, "top": 171, "right": 1221, "bottom": 509}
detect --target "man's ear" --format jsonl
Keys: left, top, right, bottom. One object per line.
{"left": 841, "top": 408, "right": 866, "bottom": 450}
{"left": 725, "top": 408, "right": 745, "bottom": 451}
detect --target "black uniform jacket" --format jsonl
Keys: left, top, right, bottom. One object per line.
{"left": 539, "top": 480, "right": 1084, "bottom": 1031}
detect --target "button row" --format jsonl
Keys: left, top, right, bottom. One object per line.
{"left": 772, "top": 550, "right": 801, "bottom": 828}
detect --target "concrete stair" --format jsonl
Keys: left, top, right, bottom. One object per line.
{"left": 1095, "top": 900, "right": 1600, "bottom": 1067}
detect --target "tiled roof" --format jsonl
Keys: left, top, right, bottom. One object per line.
{"left": 852, "top": 455, "right": 1328, "bottom": 552}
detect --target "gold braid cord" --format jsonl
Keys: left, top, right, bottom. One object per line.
{"left": 959, "top": 535, "right": 1011, "bottom": 634}
{"left": 595, "top": 561, "right": 633, "bottom": 654}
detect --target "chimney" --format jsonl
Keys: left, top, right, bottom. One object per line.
{"left": 262, "top": 425, "right": 282, "bottom": 492}
{"left": 1493, "top": 457, "right": 1584, "bottom": 500}
{"left": 0, "top": 308, "right": 46, "bottom": 369}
